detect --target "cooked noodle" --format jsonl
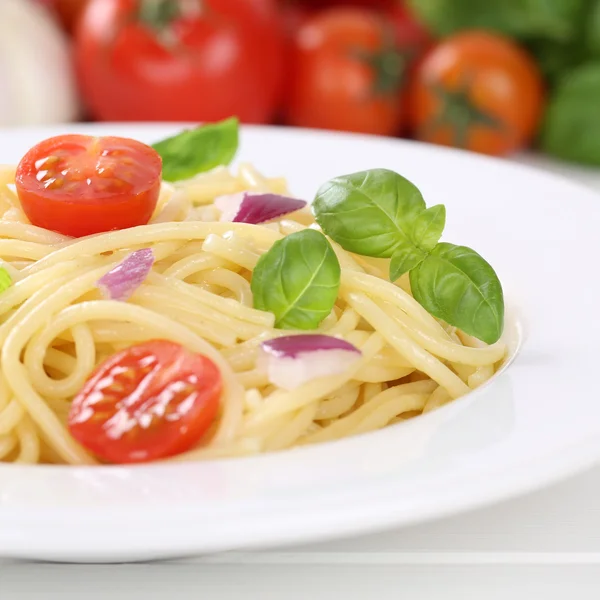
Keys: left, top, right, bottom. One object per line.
{"left": 0, "top": 163, "right": 506, "bottom": 465}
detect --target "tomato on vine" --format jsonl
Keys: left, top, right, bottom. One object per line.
{"left": 408, "top": 31, "right": 545, "bottom": 155}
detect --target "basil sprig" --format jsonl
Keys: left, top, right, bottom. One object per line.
{"left": 251, "top": 229, "right": 340, "bottom": 330}
{"left": 313, "top": 169, "right": 504, "bottom": 344}
{"left": 153, "top": 117, "right": 239, "bottom": 182}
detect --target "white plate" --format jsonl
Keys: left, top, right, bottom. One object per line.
{"left": 1, "top": 124, "right": 599, "bottom": 563}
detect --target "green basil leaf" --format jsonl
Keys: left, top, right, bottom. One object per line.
{"left": 251, "top": 229, "right": 340, "bottom": 330}
{"left": 313, "top": 169, "right": 426, "bottom": 258}
{"left": 407, "top": 0, "right": 584, "bottom": 43}
{"left": 411, "top": 204, "right": 446, "bottom": 251}
{"left": 153, "top": 117, "right": 239, "bottom": 182}
{"left": 390, "top": 245, "right": 428, "bottom": 281}
{"left": 540, "top": 62, "right": 600, "bottom": 165}
{"left": 409, "top": 243, "right": 504, "bottom": 344}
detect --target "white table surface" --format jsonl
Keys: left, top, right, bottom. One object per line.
{"left": 2, "top": 153, "right": 600, "bottom": 598}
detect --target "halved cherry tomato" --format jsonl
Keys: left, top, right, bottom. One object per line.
{"left": 15, "top": 134, "right": 162, "bottom": 237}
{"left": 68, "top": 340, "right": 222, "bottom": 464}
{"left": 407, "top": 32, "right": 545, "bottom": 156}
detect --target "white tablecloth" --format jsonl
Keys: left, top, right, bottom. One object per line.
{"left": 2, "top": 154, "right": 600, "bottom": 598}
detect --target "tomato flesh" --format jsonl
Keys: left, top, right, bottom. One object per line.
{"left": 68, "top": 341, "right": 222, "bottom": 464}
{"left": 15, "top": 134, "right": 162, "bottom": 237}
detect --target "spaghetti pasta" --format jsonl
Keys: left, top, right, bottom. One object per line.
{"left": 0, "top": 158, "right": 507, "bottom": 466}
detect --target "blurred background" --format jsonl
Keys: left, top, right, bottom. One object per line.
{"left": 4, "top": 0, "right": 599, "bottom": 166}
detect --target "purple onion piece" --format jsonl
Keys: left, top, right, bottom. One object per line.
{"left": 97, "top": 248, "right": 154, "bottom": 302}
{"left": 215, "top": 192, "right": 306, "bottom": 225}
{"left": 260, "top": 334, "right": 361, "bottom": 390}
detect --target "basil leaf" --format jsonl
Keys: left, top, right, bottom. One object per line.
{"left": 313, "top": 169, "right": 426, "bottom": 258}
{"left": 409, "top": 243, "right": 504, "bottom": 344}
{"left": 251, "top": 229, "right": 340, "bottom": 330}
{"left": 408, "top": 0, "right": 583, "bottom": 43}
{"left": 390, "top": 245, "right": 427, "bottom": 281}
{"left": 540, "top": 62, "right": 600, "bottom": 165}
{"left": 411, "top": 204, "right": 446, "bottom": 251}
{"left": 153, "top": 117, "right": 239, "bottom": 182}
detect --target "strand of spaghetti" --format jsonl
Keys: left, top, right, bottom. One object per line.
{"left": 133, "top": 286, "right": 267, "bottom": 340}
{"left": 173, "top": 437, "right": 262, "bottom": 460}
{"left": 161, "top": 252, "right": 235, "bottom": 280}
{"left": 382, "top": 301, "right": 506, "bottom": 366}
{"left": 342, "top": 270, "right": 451, "bottom": 337}
{"left": 363, "top": 382, "right": 383, "bottom": 403}
{"left": 86, "top": 322, "right": 154, "bottom": 344}
{"left": 148, "top": 271, "right": 273, "bottom": 327}
{"left": 344, "top": 292, "right": 470, "bottom": 398}
{"left": 0, "top": 398, "right": 25, "bottom": 435}
{"left": 264, "top": 403, "right": 319, "bottom": 452}
{"left": 350, "top": 394, "right": 428, "bottom": 436}
{"left": 302, "top": 387, "right": 430, "bottom": 445}
{"left": 24, "top": 323, "right": 96, "bottom": 399}
{"left": 0, "top": 434, "right": 17, "bottom": 460}
{"left": 200, "top": 269, "right": 253, "bottom": 306}
{"left": 202, "top": 233, "right": 261, "bottom": 270}
{"left": 322, "top": 307, "right": 360, "bottom": 335}
{"left": 243, "top": 333, "right": 385, "bottom": 430}
{"left": 236, "top": 369, "right": 270, "bottom": 388}
{"left": 316, "top": 382, "right": 361, "bottom": 420}
{"left": 23, "top": 221, "right": 283, "bottom": 275}
{"left": 468, "top": 365, "right": 495, "bottom": 389}
{"left": 423, "top": 386, "right": 452, "bottom": 413}
{"left": 354, "top": 364, "right": 414, "bottom": 383}
{"left": 0, "top": 265, "right": 96, "bottom": 346}
{"left": 43, "top": 347, "right": 77, "bottom": 374}
{"left": 15, "top": 415, "right": 40, "bottom": 464}
{"left": 0, "top": 239, "right": 58, "bottom": 261}
{"left": 0, "top": 260, "right": 80, "bottom": 316}
{"left": 0, "top": 222, "right": 69, "bottom": 244}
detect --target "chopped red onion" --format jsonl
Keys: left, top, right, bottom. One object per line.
{"left": 215, "top": 192, "right": 306, "bottom": 224}
{"left": 97, "top": 248, "right": 154, "bottom": 302}
{"left": 260, "top": 335, "right": 361, "bottom": 390}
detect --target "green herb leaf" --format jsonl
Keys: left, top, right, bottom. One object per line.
{"left": 312, "top": 169, "right": 427, "bottom": 258}
{"left": 411, "top": 204, "right": 446, "bottom": 251}
{"left": 407, "top": 0, "right": 584, "bottom": 43}
{"left": 390, "top": 245, "right": 428, "bottom": 281}
{"left": 540, "top": 62, "right": 600, "bottom": 165}
{"left": 0, "top": 267, "right": 12, "bottom": 294}
{"left": 153, "top": 117, "right": 239, "bottom": 182}
{"left": 251, "top": 229, "right": 341, "bottom": 330}
{"left": 409, "top": 243, "right": 504, "bottom": 344}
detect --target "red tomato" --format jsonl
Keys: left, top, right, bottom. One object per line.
{"left": 42, "top": 0, "right": 92, "bottom": 33}
{"left": 15, "top": 135, "right": 162, "bottom": 238}
{"left": 291, "top": 0, "right": 396, "bottom": 8}
{"left": 286, "top": 8, "right": 406, "bottom": 135}
{"left": 282, "top": 2, "right": 312, "bottom": 38}
{"left": 75, "top": 0, "right": 285, "bottom": 123}
{"left": 389, "top": 3, "right": 432, "bottom": 58}
{"left": 408, "top": 32, "right": 545, "bottom": 156}
{"left": 68, "top": 341, "right": 222, "bottom": 464}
